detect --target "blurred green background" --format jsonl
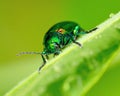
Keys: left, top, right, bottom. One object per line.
{"left": 0, "top": 0, "right": 120, "bottom": 96}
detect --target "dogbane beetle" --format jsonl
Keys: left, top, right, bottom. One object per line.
{"left": 18, "top": 21, "right": 97, "bottom": 71}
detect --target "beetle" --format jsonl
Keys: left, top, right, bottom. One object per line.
{"left": 18, "top": 21, "right": 97, "bottom": 71}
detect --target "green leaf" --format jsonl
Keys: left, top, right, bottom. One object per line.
{"left": 5, "top": 12, "right": 120, "bottom": 96}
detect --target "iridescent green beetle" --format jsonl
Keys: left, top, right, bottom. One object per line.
{"left": 18, "top": 21, "right": 97, "bottom": 71}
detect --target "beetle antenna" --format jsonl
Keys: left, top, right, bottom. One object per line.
{"left": 87, "top": 27, "right": 98, "bottom": 33}
{"left": 16, "top": 51, "right": 47, "bottom": 72}
{"left": 16, "top": 52, "right": 41, "bottom": 56}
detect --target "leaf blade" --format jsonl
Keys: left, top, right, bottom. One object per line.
{"left": 5, "top": 12, "right": 120, "bottom": 96}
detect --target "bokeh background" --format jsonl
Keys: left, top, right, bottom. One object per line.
{"left": 0, "top": 0, "right": 120, "bottom": 96}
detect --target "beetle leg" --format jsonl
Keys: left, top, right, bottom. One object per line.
{"left": 53, "top": 42, "right": 61, "bottom": 57}
{"left": 53, "top": 52, "right": 60, "bottom": 57}
{"left": 38, "top": 54, "right": 47, "bottom": 72}
{"left": 45, "top": 55, "right": 49, "bottom": 60}
{"left": 67, "top": 34, "right": 82, "bottom": 48}
{"left": 87, "top": 27, "right": 98, "bottom": 33}
{"left": 72, "top": 40, "right": 82, "bottom": 48}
